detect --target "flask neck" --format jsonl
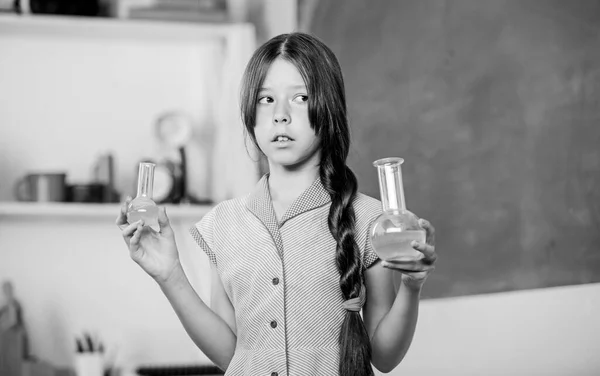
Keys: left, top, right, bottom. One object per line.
{"left": 374, "top": 158, "right": 407, "bottom": 212}
{"left": 136, "top": 163, "right": 155, "bottom": 198}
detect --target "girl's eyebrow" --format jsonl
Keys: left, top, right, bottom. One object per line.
{"left": 259, "top": 84, "right": 307, "bottom": 91}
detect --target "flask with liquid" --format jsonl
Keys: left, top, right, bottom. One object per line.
{"left": 127, "top": 162, "right": 159, "bottom": 227}
{"left": 370, "top": 157, "right": 426, "bottom": 261}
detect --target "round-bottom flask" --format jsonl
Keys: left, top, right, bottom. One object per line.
{"left": 127, "top": 162, "right": 159, "bottom": 227}
{"left": 370, "top": 157, "right": 425, "bottom": 261}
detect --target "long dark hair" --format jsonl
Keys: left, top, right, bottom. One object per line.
{"left": 240, "top": 32, "right": 373, "bottom": 376}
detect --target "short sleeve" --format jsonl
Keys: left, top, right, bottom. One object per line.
{"left": 363, "top": 225, "right": 379, "bottom": 269}
{"left": 189, "top": 208, "right": 217, "bottom": 265}
{"left": 353, "top": 193, "right": 382, "bottom": 270}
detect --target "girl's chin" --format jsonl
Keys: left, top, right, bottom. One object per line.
{"left": 265, "top": 147, "right": 321, "bottom": 170}
{"left": 269, "top": 158, "right": 319, "bottom": 172}
{"left": 270, "top": 159, "right": 304, "bottom": 169}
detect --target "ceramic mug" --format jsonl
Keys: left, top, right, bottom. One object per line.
{"left": 14, "top": 172, "right": 67, "bottom": 202}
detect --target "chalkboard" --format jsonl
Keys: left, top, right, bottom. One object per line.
{"left": 308, "top": 0, "right": 600, "bottom": 298}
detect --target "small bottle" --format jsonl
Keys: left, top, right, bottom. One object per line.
{"left": 370, "top": 157, "right": 425, "bottom": 261}
{"left": 127, "top": 162, "right": 159, "bottom": 227}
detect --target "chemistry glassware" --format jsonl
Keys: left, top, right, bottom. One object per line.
{"left": 127, "top": 162, "right": 159, "bottom": 227}
{"left": 370, "top": 157, "right": 426, "bottom": 261}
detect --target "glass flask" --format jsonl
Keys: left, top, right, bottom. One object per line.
{"left": 127, "top": 162, "right": 159, "bottom": 227}
{"left": 370, "top": 157, "right": 426, "bottom": 261}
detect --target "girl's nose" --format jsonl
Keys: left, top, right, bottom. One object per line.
{"left": 273, "top": 114, "right": 290, "bottom": 124}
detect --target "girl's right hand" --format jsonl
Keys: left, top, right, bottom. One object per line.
{"left": 116, "top": 197, "right": 182, "bottom": 284}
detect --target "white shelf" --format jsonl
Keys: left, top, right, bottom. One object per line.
{"left": 0, "top": 202, "right": 212, "bottom": 220}
{"left": 0, "top": 13, "right": 253, "bottom": 41}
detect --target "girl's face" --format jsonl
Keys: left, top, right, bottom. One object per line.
{"left": 254, "top": 58, "right": 320, "bottom": 171}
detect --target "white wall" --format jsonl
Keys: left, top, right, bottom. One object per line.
{"left": 381, "top": 282, "right": 600, "bottom": 376}
{"left": 1, "top": 211, "right": 599, "bottom": 375}
{"left": 261, "top": 0, "right": 297, "bottom": 39}
{"left": 245, "top": 0, "right": 297, "bottom": 44}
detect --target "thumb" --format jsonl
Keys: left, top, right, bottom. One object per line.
{"left": 158, "top": 206, "right": 172, "bottom": 234}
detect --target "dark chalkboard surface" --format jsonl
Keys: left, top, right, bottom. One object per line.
{"left": 308, "top": 0, "right": 600, "bottom": 298}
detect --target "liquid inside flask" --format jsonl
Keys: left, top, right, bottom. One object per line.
{"left": 127, "top": 162, "right": 159, "bottom": 227}
{"left": 370, "top": 157, "right": 426, "bottom": 261}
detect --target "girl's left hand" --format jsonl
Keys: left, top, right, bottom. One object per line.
{"left": 381, "top": 218, "right": 437, "bottom": 291}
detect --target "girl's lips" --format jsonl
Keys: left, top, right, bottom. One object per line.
{"left": 272, "top": 134, "right": 294, "bottom": 142}
{"left": 272, "top": 139, "right": 293, "bottom": 147}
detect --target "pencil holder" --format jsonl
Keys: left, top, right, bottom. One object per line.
{"left": 74, "top": 352, "right": 104, "bottom": 376}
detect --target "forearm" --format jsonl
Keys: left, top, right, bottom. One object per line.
{"left": 370, "top": 283, "right": 421, "bottom": 373}
{"left": 157, "top": 266, "right": 236, "bottom": 370}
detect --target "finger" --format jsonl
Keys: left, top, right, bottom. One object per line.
{"left": 158, "top": 206, "right": 172, "bottom": 235}
{"left": 115, "top": 196, "right": 133, "bottom": 228}
{"left": 121, "top": 220, "right": 143, "bottom": 239}
{"left": 419, "top": 218, "right": 435, "bottom": 246}
{"left": 412, "top": 241, "right": 437, "bottom": 263}
{"left": 381, "top": 260, "right": 436, "bottom": 272}
{"left": 391, "top": 265, "right": 435, "bottom": 273}
{"left": 385, "top": 254, "right": 424, "bottom": 263}
{"left": 129, "top": 221, "right": 145, "bottom": 251}
{"left": 402, "top": 270, "right": 431, "bottom": 281}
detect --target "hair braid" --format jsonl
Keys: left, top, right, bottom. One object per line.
{"left": 321, "top": 158, "right": 374, "bottom": 376}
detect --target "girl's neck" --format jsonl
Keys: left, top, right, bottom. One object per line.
{"left": 268, "top": 164, "right": 319, "bottom": 204}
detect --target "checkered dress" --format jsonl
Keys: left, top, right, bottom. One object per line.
{"left": 190, "top": 174, "right": 382, "bottom": 376}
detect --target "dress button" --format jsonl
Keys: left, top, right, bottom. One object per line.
{"left": 270, "top": 320, "right": 277, "bottom": 328}
{"left": 272, "top": 277, "right": 279, "bottom": 285}
{"left": 271, "top": 373, "right": 278, "bottom": 376}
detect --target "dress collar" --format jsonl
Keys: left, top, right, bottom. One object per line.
{"left": 246, "top": 173, "right": 332, "bottom": 228}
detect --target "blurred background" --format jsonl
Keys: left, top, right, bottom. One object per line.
{"left": 0, "top": 0, "right": 599, "bottom": 375}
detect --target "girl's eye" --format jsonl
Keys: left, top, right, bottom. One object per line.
{"left": 258, "top": 96, "right": 273, "bottom": 104}
{"left": 293, "top": 95, "right": 308, "bottom": 103}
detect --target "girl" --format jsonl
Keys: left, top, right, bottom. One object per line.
{"left": 116, "top": 32, "right": 437, "bottom": 376}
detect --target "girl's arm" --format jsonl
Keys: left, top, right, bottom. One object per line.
{"left": 117, "top": 202, "right": 236, "bottom": 370}
{"left": 157, "top": 263, "right": 237, "bottom": 371}
{"left": 363, "top": 261, "right": 421, "bottom": 373}
{"left": 363, "top": 218, "right": 436, "bottom": 372}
